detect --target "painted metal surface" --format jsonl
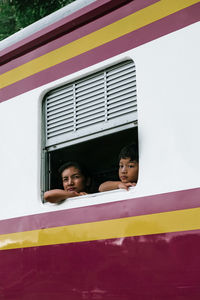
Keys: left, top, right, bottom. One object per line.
{"left": 0, "top": 0, "right": 158, "bottom": 72}
{"left": 0, "top": 0, "right": 200, "bottom": 102}
{"left": 1, "top": 232, "right": 200, "bottom": 299}
{"left": 0, "top": 0, "right": 199, "bottom": 218}
{"left": 0, "top": 0, "right": 130, "bottom": 60}
{"left": 0, "top": 0, "right": 200, "bottom": 298}
{"left": 0, "top": 187, "right": 199, "bottom": 235}
{"left": 0, "top": 188, "right": 200, "bottom": 299}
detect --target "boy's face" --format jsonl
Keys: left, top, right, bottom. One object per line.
{"left": 119, "top": 157, "right": 138, "bottom": 183}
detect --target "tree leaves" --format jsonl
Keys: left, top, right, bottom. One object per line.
{"left": 0, "top": 0, "right": 75, "bottom": 41}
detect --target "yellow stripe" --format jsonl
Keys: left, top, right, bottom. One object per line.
{"left": 1, "top": 207, "right": 200, "bottom": 250}
{"left": 0, "top": 0, "right": 198, "bottom": 89}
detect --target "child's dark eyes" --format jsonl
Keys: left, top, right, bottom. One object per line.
{"left": 119, "top": 164, "right": 135, "bottom": 168}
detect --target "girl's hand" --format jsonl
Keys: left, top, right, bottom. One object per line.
{"left": 78, "top": 192, "right": 88, "bottom": 196}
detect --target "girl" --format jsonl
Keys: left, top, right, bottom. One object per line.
{"left": 44, "top": 161, "right": 91, "bottom": 203}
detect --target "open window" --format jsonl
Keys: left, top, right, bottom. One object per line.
{"left": 42, "top": 60, "right": 138, "bottom": 198}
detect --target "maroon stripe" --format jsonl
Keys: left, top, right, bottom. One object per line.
{"left": 0, "top": 0, "right": 135, "bottom": 66}
{"left": 0, "top": 188, "right": 200, "bottom": 235}
{"left": 0, "top": 0, "right": 159, "bottom": 74}
{"left": 0, "top": 230, "right": 200, "bottom": 299}
{"left": 1, "top": 3, "right": 199, "bottom": 103}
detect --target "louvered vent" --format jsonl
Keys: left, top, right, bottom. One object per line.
{"left": 44, "top": 60, "right": 137, "bottom": 148}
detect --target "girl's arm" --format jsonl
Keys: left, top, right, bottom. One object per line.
{"left": 44, "top": 189, "right": 80, "bottom": 203}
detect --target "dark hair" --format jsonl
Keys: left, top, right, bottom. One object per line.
{"left": 58, "top": 161, "right": 90, "bottom": 179}
{"left": 119, "top": 143, "right": 139, "bottom": 162}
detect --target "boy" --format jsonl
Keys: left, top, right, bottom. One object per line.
{"left": 99, "top": 143, "right": 138, "bottom": 192}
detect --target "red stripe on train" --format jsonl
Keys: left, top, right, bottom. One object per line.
{"left": 0, "top": 230, "right": 200, "bottom": 299}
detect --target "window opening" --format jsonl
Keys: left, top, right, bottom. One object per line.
{"left": 42, "top": 60, "right": 138, "bottom": 197}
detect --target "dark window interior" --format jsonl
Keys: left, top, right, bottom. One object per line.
{"left": 47, "top": 127, "right": 138, "bottom": 193}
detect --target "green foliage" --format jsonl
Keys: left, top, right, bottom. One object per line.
{"left": 0, "top": 0, "right": 75, "bottom": 41}
{"left": 0, "top": 0, "right": 18, "bottom": 40}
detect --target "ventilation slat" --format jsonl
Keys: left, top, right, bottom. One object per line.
{"left": 107, "top": 68, "right": 135, "bottom": 83}
{"left": 77, "top": 109, "right": 105, "bottom": 122}
{"left": 47, "top": 126, "right": 74, "bottom": 139}
{"left": 76, "top": 86, "right": 104, "bottom": 102}
{"left": 47, "top": 92, "right": 73, "bottom": 105}
{"left": 108, "top": 98, "right": 136, "bottom": 111}
{"left": 108, "top": 106, "right": 137, "bottom": 120}
{"left": 47, "top": 108, "right": 74, "bottom": 119}
{"left": 108, "top": 100, "right": 137, "bottom": 113}
{"left": 76, "top": 93, "right": 104, "bottom": 107}
{"left": 44, "top": 60, "right": 137, "bottom": 147}
{"left": 77, "top": 110, "right": 105, "bottom": 124}
{"left": 47, "top": 121, "right": 74, "bottom": 134}
{"left": 76, "top": 77, "right": 104, "bottom": 93}
{"left": 77, "top": 102, "right": 105, "bottom": 116}
{"left": 47, "top": 101, "right": 74, "bottom": 114}
{"left": 107, "top": 74, "right": 136, "bottom": 89}
{"left": 47, "top": 86, "right": 73, "bottom": 103}
{"left": 47, "top": 95, "right": 73, "bottom": 109}
{"left": 108, "top": 93, "right": 137, "bottom": 105}
{"left": 107, "top": 82, "right": 136, "bottom": 96}
{"left": 76, "top": 73, "right": 104, "bottom": 88}
{"left": 47, "top": 115, "right": 74, "bottom": 128}
{"left": 76, "top": 116, "right": 105, "bottom": 129}
{"left": 107, "top": 62, "right": 135, "bottom": 76}
{"left": 77, "top": 96, "right": 104, "bottom": 110}
{"left": 107, "top": 90, "right": 136, "bottom": 105}
{"left": 47, "top": 110, "right": 74, "bottom": 124}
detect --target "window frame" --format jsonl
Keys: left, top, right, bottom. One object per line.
{"left": 41, "top": 59, "right": 138, "bottom": 197}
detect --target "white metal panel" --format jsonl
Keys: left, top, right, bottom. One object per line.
{"left": 0, "top": 22, "right": 199, "bottom": 220}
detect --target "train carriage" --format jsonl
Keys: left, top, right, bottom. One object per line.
{"left": 0, "top": 0, "right": 200, "bottom": 298}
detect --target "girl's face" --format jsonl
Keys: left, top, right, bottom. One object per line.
{"left": 119, "top": 157, "right": 138, "bottom": 183}
{"left": 62, "top": 166, "right": 87, "bottom": 193}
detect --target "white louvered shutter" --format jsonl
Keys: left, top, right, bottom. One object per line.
{"left": 44, "top": 60, "right": 137, "bottom": 149}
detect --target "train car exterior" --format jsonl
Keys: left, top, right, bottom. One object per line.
{"left": 0, "top": 0, "right": 200, "bottom": 299}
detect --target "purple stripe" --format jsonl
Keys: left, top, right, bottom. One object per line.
{"left": 0, "top": 188, "right": 200, "bottom": 235}
{"left": 0, "top": 0, "right": 135, "bottom": 66}
{"left": 0, "top": 0, "right": 159, "bottom": 74}
{"left": 1, "top": 230, "right": 200, "bottom": 299}
{"left": 1, "top": 3, "right": 199, "bottom": 103}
